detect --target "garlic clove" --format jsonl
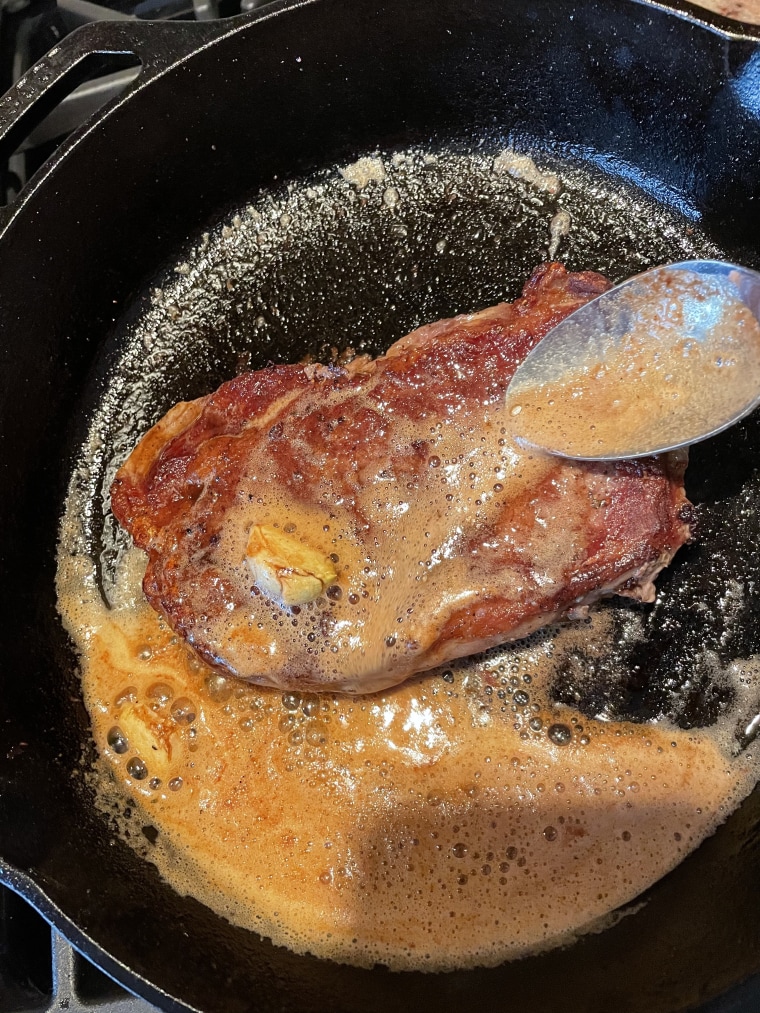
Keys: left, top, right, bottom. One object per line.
{"left": 245, "top": 525, "right": 338, "bottom": 606}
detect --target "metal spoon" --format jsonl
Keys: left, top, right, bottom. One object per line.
{"left": 505, "top": 260, "right": 760, "bottom": 460}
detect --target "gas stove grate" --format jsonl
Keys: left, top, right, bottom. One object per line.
{"left": 1, "top": 882, "right": 158, "bottom": 1013}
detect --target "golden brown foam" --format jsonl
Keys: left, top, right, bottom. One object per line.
{"left": 58, "top": 525, "right": 760, "bottom": 971}
{"left": 189, "top": 390, "right": 559, "bottom": 691}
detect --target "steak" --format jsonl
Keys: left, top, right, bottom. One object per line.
{"left": 111, "top": 263, "right": 691, "bottom": 693}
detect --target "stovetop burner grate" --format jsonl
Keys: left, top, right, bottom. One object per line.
{"left": 1, "top": 883, "right": 157, "bottom": 1013}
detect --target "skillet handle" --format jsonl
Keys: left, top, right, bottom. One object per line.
{"left": 0, "top": 15, "right": 234, "bottom": 229}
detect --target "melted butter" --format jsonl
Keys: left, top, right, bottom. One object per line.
{"left": 58, "top": 532, "right": 760, "bottom": 971}
{"left": 506, "top": 268, "right": 760, "bottom": 459}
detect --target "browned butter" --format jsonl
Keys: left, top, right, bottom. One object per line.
{"left": 506, "top": 268, "right": 760, "bottom": 459}
{"left": 57, "top": 506, "right": 760, "bottom": 970}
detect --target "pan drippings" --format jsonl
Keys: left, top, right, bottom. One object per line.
{"left": 58, "top": 538, "right": 760, "bottom": 970}
{"left": 57, "top": 146, "right": 760, "bottom": 971}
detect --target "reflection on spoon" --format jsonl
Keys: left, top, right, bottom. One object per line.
{"left": 505, "top": 260, "right": 760, "bottom": 461}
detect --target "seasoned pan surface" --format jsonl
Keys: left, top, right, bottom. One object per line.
{"left": 3, "top": 0, "right": 760, "bottom": 1009}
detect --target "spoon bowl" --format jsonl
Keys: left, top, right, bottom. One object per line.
{"left": 505, "top": 260, "right": 760, "bottom": 460}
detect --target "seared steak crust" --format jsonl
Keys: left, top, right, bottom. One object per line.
{"left": 111, "top": 264, "right": 690, "bottom": 692}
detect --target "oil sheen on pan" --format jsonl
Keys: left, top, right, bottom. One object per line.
{"left": 57, "top": 148, "right": 760, "bottom": 972}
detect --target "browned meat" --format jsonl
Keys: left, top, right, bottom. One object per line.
{"left": 111, "top": 263, "right": 691, "bottom": 693}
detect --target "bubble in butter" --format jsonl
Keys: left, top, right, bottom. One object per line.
{"left": 58, "top": 511, "right": 760, "bottom": 971}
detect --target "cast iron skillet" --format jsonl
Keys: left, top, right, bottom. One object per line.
{"left": 2, "top": 0, "right": 760, "bottom": 1009}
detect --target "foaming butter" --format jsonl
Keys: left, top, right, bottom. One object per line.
{"left": 58, "top": 515, "right": 760, "bottom": 971}
{"left": 506, "top": 267, "right": 760, "bottom": 460}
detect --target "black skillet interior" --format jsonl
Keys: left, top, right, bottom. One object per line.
{"left": 3, "top": 0, "right": 760, "bottom": 1010}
